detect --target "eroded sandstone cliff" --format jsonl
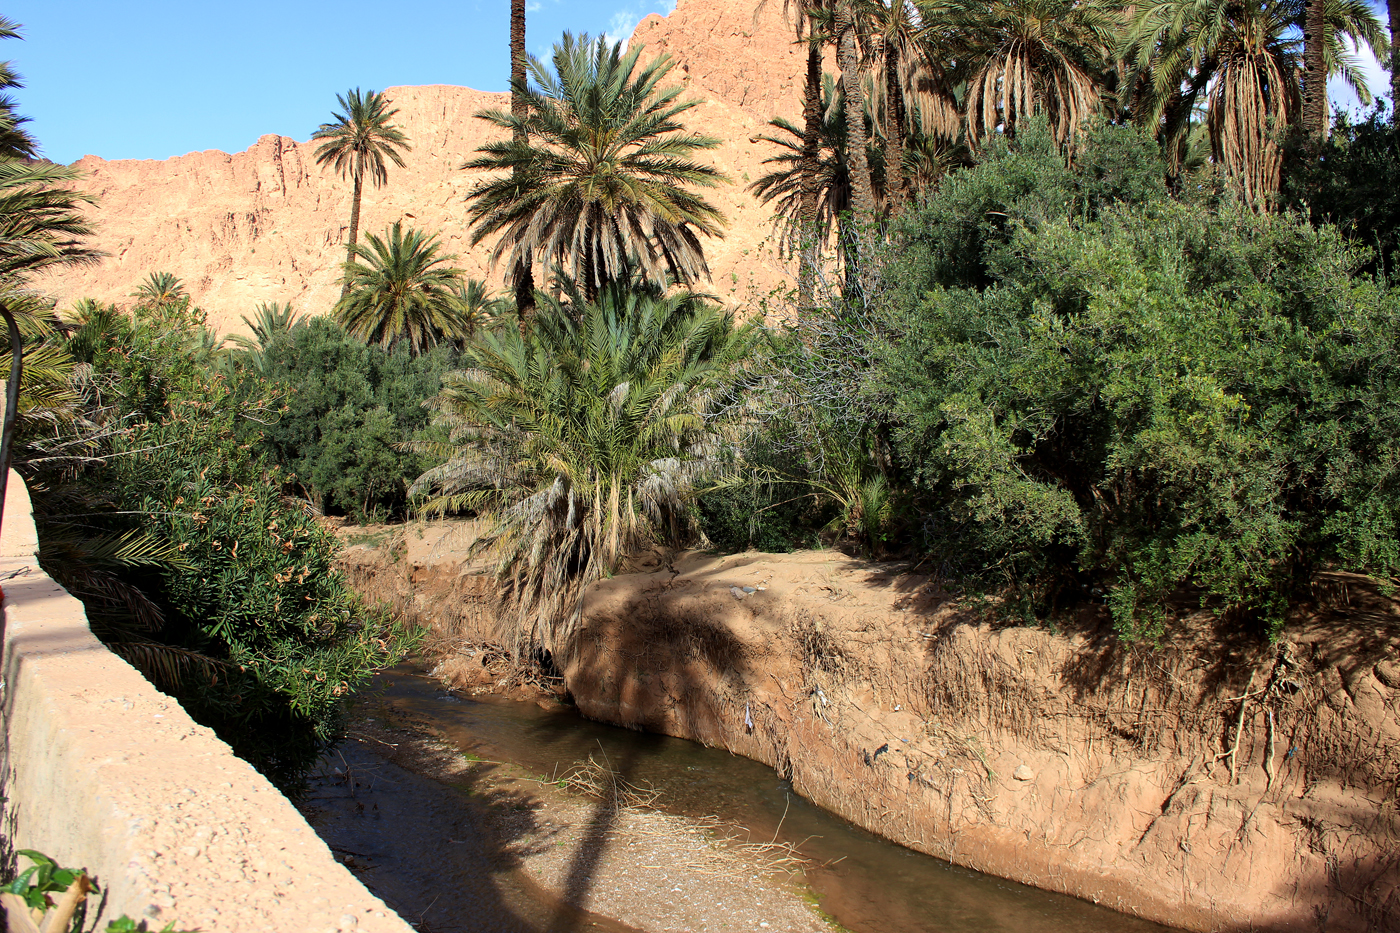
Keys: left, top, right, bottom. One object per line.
{"left": 35, "top": 0, "right": 810, "bottom": 335}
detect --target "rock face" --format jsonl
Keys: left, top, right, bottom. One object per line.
{"left": 35, "top": 0, "right": 811, "bottom": 336}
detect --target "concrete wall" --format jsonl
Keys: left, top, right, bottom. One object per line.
{"left": 0, "top": 473, "right": 414, "bottom": 933}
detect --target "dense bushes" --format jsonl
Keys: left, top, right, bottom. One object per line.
{"left": 251, "top": 316, "right": 456, "bottom": 521}
{"left": 868, "top": 124, "right": 1400, "bottom": 637}
{"left": 1285, "top": 106, "right": 1400, "bottom": 278}
{"left": 696, "top": 434, "right": 826, "bottom": 553}
{"left": 31, "top": 299, "right": 415, "bottom": 787}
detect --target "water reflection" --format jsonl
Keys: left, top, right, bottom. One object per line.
{"left": 370, "top": 664, "right": 1172, "bottom": 933}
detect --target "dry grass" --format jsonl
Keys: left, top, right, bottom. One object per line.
{"left": 559, "top": 754, "right": 814, "bottom": 878}
{"left": 561, "top": 754, "right": 664, "bottom": 810}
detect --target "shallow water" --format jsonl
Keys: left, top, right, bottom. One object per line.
{"left": 371, "top": 664, "right": 1173, "bottom": 933}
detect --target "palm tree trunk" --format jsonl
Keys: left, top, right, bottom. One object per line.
{"left": 511, "top": 0, "right": 528, "bottom": 127}
{"left": 836, "top": 0, "right": 876, "bottom": 271}
{"left": 0, "top": 302, "right": 20, "bottom": 535}
{"left": 341, "top": 171, "right": 363, "bottom": 300}
{"left": 1302, "top": 0, "right": 1328, "bottom": 140}
{"left": 581, "top": 246, "right": 599, "bottom": 305}
{"left": 798, "top": 35, "right": 822, "bottom": 310}
{"left": 883, "top": 38, "right": 905, "bottom": 217}
{"left": 1390, "top": 0, "right": 1400, "bottom": 110}
{"left": 511, "top": 0, "right": 536, "bottom": 331}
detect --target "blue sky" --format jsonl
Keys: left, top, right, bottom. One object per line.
{"left": 6, "top": 0, "right": 675, "bottom": 164}
{"left": 5, "top": 1, "right": 1391, "bottom": 166}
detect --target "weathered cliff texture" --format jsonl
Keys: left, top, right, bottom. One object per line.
{"left": 342, "top": 529, "right": 1400, "bottom": 933}
{"left": 33, "top": 0, "right": 809, "bottom": 336}
{"left": 632, "top": 0, "right": 814, "bottom": 124}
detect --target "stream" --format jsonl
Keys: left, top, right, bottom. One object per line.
{"left": 352, "top": 664, "right": 1173, "bottom": 933}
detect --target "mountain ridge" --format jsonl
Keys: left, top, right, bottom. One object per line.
{"left": 35, "top": 0, "right": 808, "bottom": 335}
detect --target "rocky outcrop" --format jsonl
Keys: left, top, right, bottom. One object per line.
{"left": 633, "top": 0, "right": 815, "bottom": 124}
{"left": 35, "top": 0, "right": 813, "bottom": 335}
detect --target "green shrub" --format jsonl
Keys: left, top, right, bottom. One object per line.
{"left": 879, "top": 120, "right": 1168, "bottom": 298}
{"left": 251, "top": 316, "right": 456, "bottom": 522}
{"left": 33, "top": 298, "right": 416, "bottom": 788}
{"left": 697, "top": 436, "right": 825, "bottom": 553}
{"left": 875, "top": 193, "right": 1400, "bottom": 638}
{"left": 1284, "top": 106, "right": 1400, "bottom": 278}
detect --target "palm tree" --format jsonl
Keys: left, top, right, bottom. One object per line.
{"left": 509, "top": 0, "right": 534, "bottom": 321}
{"left": 225, "top": 301, "right": 300, "bottom": 373}
{"left": 311, "top": 89, "right": 412, "bottom": 296}
{"left": 333, "top": 222, "right": 468, "bottom": 353}
{"left": 926, "top": 0, "right": 1116, "bottom": 149}
{"left": 761, "top": 0, "right": 834, "bottom": 307}
{"left": 132, "top": 271, "right": 187, "bottom": 311}
{"left": 0, "top": 159, "right": 97, "bottom": 528}
{"left": 450, "top": 279, "right": 507, "bottom": 339}
{"left": 410, "top": 279, "right": 758, "bottom": 657}
{"left": 1302, "top": 0, "right": 1327, "bottom": 139}
{"left": 835, "top": 0, "right": 878, "bottom": 235}
{"left": 860, "top": 0, "right": 959, "bottom": 216}
{"left": 0, "top": 17, "right": 36, "bottom": 159}
{"left": 752, "top": 74, "right": 887, "bottom": 273}
{"left": 465, "top": 33, "right": 728, "bottom": 302}
{"left": 1122, "top": 0, "right": 1383, "bottom": 206}
{"left": 1391, "top": 0, "right": 1400, "bottom": 104}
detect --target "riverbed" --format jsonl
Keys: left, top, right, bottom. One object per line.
{"left": 305, "top": 663, "right": 1173, "bottom": 933}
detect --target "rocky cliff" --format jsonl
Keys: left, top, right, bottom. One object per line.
{"left": 34, "top": 0, "right": 810, "bottom": 335}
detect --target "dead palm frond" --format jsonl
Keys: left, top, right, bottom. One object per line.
{"left": 36, "top": 526, "right": 215, "bottom": 687}
{"left": 1120, "top": 0, "right": 1385, "bottom": 207}
{"left": 105, "top": 640, "right": 233, "bottom": 692}
{"left": 924, "top": 0, "right": 1117, "bottom": 148}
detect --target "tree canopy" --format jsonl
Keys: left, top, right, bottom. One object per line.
{"left": 465, "top": 33, "right": 728, "bottom": 300}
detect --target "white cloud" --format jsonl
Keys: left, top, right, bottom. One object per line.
{"left": 604, "top": 8, "right": 643, "bottom": 47}
{"left": 526, "top": 1, "right": 541, "bottom": 11}
{"left": 602, "top": 0, "right": 675, "bottom": 48}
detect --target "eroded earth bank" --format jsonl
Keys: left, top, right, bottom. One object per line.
{"left": 339, "top": 523, "right": 1400, "bottom": 932}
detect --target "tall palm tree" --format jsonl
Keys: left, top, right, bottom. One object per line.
{"left": 465, "top": 33, "right": 728, "bottom": 301}
{"left": 0, "top": 17, "right": 36, "bottom": 159}
{"left": 835, "top": 0, "right": 878, "bottom": 234}
{"left": 1391, "top": 0, "right": 1400, "bottom": 104}
{"left": 333, "top": 221, "right": 467, "bottom": 353}
{"left": 751, "top": 73, "right": 888, "bottom": 271}
{"left": 799, "top": 2, "right": 829, "bottom": 309}
{"left": 410, "top": 279, "right": 758, "bottom": 657}
{"left": 1302, "top": 0, "right": 1327, "bottom": 139}
{"left": 860, "top": 0, "right": 959, "bottom": 216}
{"left": 1122, "top": 0, "right": 1383, "bottom": 206}
{"left": 509, "top": 0, "right": 535, "bottom": 322}
{"left": 0, "top": 159, "right": 97, "bottom": 528}
{"left": 762, "top": 0, "right": 834, "bottom": 307}
{"left": 925, "top": 0, "right": 1116, "bottom": 148}
{"left": 311, "top": 89, "right": 412, "bottom": 296}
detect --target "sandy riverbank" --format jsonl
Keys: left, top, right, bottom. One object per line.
{"left": 300, "top": 695, "right": 834, "bottom": 933}
{"left": 336, "top": 520, "right": 1400, "bottom": 932}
